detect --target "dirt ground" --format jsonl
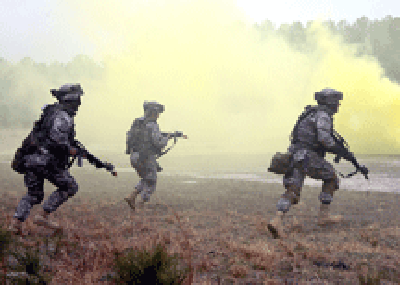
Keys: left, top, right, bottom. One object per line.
{"left": 1, "top": 156, "right": 399, "bottom": 284}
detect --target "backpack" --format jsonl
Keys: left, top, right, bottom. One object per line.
{"left": 11, "top": 104, "right": 59, "bottom": 173}
{"left": 126, "top": 117, "right": 146, "bottom": 155}
{"left": 289, "top": 105, "right": 319, "bottom": 144}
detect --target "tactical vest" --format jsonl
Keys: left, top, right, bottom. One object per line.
{"left": 11, "top": 104, "right": 60, "bottom": 173}
{"left": 290, "top": 105, "right": 319, "bottom": 144}
{"left": 126, "top": 117, "right": 147, "bottom": 154}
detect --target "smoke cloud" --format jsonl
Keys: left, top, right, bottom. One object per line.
{"left": 9, "top": 0, "right": 400, "bottom": 155}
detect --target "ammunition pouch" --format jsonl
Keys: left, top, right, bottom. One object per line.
{"left": 11, "top": 148, "right": 27, "bottom": 174}
{"left": 268, "top": 152, "right": 293, "bottom": 175}
{"left": 23, "top": 153, "right": 52, "bottom": 170}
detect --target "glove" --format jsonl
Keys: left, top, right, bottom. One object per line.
{"left": 358, "top": 165, "right": 369, "bottom": 179}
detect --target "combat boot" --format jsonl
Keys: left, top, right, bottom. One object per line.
{"left": 267, "top": 211, "right": 286, "bottom": 239}
{"left": 9, "top": 218, "right": 23, "bottom": 235}
{"left": 124, "top": 189, "right": 140, "bottom": 210}
{"left": 317, "top": 204, "right": 343, "bottom": 226}
{"left": 34, "top": 209, "right": 60, "bottom": 230}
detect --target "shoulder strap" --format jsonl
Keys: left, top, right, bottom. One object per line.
{"left": 290, "top": 105, "right": 319, "bottom": 143}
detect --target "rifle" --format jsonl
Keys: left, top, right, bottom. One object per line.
{"left": 331, "top": 130, "right": 369, "bottom": 179}
{"left": 68, "top": 140, "right": 118, "bottom": 177}
{"left": 161, "top": 131, "right": 188, "bottom": 139}
{"left": 158, "top": 131, "right": 188, "bottom": 157}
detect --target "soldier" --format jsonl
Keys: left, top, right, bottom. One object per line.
{"left": 10, "top": 84, "right": 116, "bottom": 235}
{"left": 267, "top": 88, "right": 368, "bottom": 239}
{"left": 125, "top": 101, "right": 187, "bottom": 210}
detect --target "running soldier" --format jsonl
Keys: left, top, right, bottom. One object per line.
{"left": 125, "top": 101, "right": 187, "bottom": 210}
{"left": 10, "top": 84, "right": 117, "bottom": 235}
{"left": 267, "top": 88, "right": 368, "bottom": 238}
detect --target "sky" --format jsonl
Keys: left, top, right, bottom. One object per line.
{"left": 1, "top": 0, "right": 400, "bottom": 156}
{"left": 0, "top": 0, "right": 398, "bottom": 63}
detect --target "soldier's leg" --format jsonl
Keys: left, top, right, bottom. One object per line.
{"left": 33, "top": 169, "right": 77, "bottom": 229}
{"left": 318, "top": 174, "right": 343, "bottom": 225}
{"left": 11, "top": 171, "right": 45, "bottom": 234}
{"left": 268, "top": 167, "right": 305, "bottom": 239}
{"left": 42, "top": 169, "right": 78, "bottom": 213}
{"left": 306, "top": 157, "right": 343, "bottom": 225}
{"left": 140, "top": 159, "right": 157, "bottom": 203}
{"left": 125, "top": 166, "right": 146, "bottom": 210}
{"left": 14, "top": 171, "right": 45, "bottom": 221}
{"left": 280, "top": 168, "right": 305, "bottom": 211}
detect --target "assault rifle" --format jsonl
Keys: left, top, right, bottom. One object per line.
{"left": 331, "top": 130, "right": 369, "bottom": 179}
{"left": 68, "top": 140, "right": 118, "bottom": 177}
{"left": 158, "top": 131, "right": 188, "bottom": 157}
{"left": 161, "top": 131, "right": 188, "bottom": 139}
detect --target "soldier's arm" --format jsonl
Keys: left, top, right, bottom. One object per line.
{"left": 316, "top": 111, "right": 355, "bottom": 160}
{"left": 126, "top": 121, "right": 136, "bottom": 153}
{"left": 47, "top": 111, "right": 75, "bottom": 155}
{"left": 316, "top": 111, "right": 337, "bottom": 149}
{"left": 148, "top": 122, "right": 169, "bottom": 149}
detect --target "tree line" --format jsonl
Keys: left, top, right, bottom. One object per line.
{"left": 1, "top": 16, "right": 399, "bottom": 128}
{"left": 255, "top": 16, "right": 400, "bottom": 83}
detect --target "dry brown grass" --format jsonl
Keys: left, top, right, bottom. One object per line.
{"left": 1, "top": 160, "right": 399, "bottom": 284}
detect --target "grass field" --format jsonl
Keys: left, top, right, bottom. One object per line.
{"left": 1, "top": 150, "right": 399, "bottom": 284}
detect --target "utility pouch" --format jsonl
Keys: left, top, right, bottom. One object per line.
{"left": 268, "top": 152, "right": 293, "bottom": 175}
{"left": 11, "top": 148, "right": 27, "bottom": 174}
{"left": 23, "top": 153, "right": 51, "bottom": 169}
{"left": 11, "top": 133, "right": 36, "bottom": 174}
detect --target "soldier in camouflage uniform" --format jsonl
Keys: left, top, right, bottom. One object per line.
{"left": 124, "top": 101, "right": 172, "bottom": 210}
{"left": 267, "top": 88, "right": 368, "bottom": 238}
{"left": 10, "top": 84, "right": 116, "bottom": 235}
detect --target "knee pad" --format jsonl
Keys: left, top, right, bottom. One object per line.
{"left": 25, "top": 192, "right": 44, "bottom": 205}
{"left": 67, "top": 182, "right": 79, "bottom": 197}
{"left": 319, "top": 192, "right": 333, "bottom": 205}
{"left": 333, "top": 176, "right": 339, "bottom": 189}
{"left": 283, "top": 185, "right": 301, "bottom": 204}
{"left": 56, "top": 190, "right": 69, "bottom": 201}
{"left": 325, "top": 176, "right": 339, "bottom": 190}
{"left": 144, "top": 177, "right": 157, "bottom": 187}
{"left": 35, "top": 192, "right": 45, "bottom": 204}
{"left": 277, "top": 197, "right": 291, "bottom": 213}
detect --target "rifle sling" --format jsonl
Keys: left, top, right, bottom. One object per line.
{"left": 157, "top": 136, "right": 178, "bottom": 158}
{"left": 337, "top": 169, "right": 359, "bottom": 178}
{"left": 67, "top": 155, "right": 77, "bottom": 169}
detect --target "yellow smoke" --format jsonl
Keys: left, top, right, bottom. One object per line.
{"left": 60, "top": 0, "right": 399, "bottom": 155}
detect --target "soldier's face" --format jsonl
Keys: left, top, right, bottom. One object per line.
{"left": 65, "top": 101, "right": 81, "bottom": 116}
{"left": 332, "top": 102, "right": 341, "bottom": 114}
{"left": 152, "top": 111, "right": 160, "bottom": 120}
{"left": 146, "top": 110, "right": 159, "bottom": 120}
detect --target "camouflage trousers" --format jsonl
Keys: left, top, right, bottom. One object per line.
{"left": 131, "top": 153, "right": 158, "bottom": 202}
{"left": 14, "top": 168, "right": 78, "bottom": 222}
{"left": 282, "top": 149, "right": 339, "bottom": 205}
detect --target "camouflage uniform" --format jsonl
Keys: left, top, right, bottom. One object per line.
{"left": 12, "top": 84, "right": 83, "bottom": 228}
{"left": 268, "top": 88, "right": 345, "bottom": 238}
{"left": 125, "top": 101, "right": 169, "bottom": 207}
{"left": 281, "top": 104, "right": 339, "bottom": 208}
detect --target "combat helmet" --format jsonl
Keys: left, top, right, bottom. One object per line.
{"left": 143, "top": 101, "right": 165, "bottom": 114}
{"left": 51, "top": 84, "right": 84, "bottom": 102}
{"left": 51, "top": 84, "right": 84, "bottom": 116}
{"left": 315, "top": 88, "right": 343, "bottom": 105}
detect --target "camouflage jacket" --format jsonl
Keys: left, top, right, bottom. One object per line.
{"left": 289, "top": 105, "right": 338, "bottom": 157}
{"left": 129, "top": 117, "right": 169, "bottom": 157}
{"left": 23, "top": 104, "right": 75, "bottom": 168}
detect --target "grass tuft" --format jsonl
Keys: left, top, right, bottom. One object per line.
{"left": 11, "top": 246, "right": 52, "bottom": 284}
{"left": 112, "top": 242, "right": 189, "bottom": 284}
